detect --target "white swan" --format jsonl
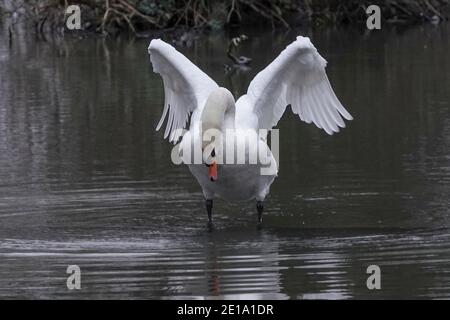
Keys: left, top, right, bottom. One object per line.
{"left": 148, "top": 36, "right": 352, "bottom": 225}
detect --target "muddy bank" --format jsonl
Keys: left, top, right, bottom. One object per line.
{"left": 1, "top": 0, "right": 449, "bottom": 39}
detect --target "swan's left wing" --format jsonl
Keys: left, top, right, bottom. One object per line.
{"left": 238, "top": 36, "right": 352, "bottom": 135}
{"left": 148, "top": 39, "right": 219, "bottom": 142}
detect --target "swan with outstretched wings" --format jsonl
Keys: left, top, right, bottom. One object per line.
{"left": 148, "top": 36, "right": 352, "bottom": 226}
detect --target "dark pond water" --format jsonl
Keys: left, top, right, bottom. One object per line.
{"left": 0, "top": 22, "right": 450, "bottom": 299}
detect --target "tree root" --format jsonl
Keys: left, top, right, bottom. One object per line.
{"left": 1, "top": 0, "right": 448, "bottom": 37}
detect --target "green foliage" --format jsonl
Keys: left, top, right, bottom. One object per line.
{"left": 136, "top": 0, "right": 175, "bottom": 16}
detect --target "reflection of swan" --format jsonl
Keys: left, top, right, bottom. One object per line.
{"left": 165, "top": 230, "right": 287, "bottom": 299}
{"left": 148, "top": 36, "right": 352, "bottom": 225}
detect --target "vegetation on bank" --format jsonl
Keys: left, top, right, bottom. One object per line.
{"left": 1, "top": 0, "right": 449, "bottom": 36}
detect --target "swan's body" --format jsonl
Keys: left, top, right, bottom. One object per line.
{"left": 148, "top": 36, "right": 352, "bottom": 224}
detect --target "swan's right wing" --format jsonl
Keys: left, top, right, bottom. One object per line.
{"left": 148, "top": 39, "right": 219, "bottom": 142}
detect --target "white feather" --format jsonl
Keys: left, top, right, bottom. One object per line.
{"left": 236, "top": 36, "right": 352, "bottom": 134}
{"left": 147, "top": 37, "right": 353, "bottom": 204}
{"left": 148, "top": 39, "right": 218, "bottom": 143}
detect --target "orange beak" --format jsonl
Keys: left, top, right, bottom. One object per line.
{"left": 208, "top": 161, "right": 218, "bottom": 182}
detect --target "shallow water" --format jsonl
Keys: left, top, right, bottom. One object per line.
{"left": 0, "top": 23, "right": 450, "bottom": 299}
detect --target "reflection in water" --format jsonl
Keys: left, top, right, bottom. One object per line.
{"left": 0, "top": 21, "right": 450, "bottom": 299}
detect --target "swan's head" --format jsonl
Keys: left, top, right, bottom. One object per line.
{"left": 200, "top": 87, "right": 235, "bottom": 182}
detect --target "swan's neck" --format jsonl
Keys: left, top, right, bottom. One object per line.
{"left": 200, "top": 87, "right": 235, "bottom": 134}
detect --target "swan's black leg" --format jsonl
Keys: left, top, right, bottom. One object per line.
{"left": 256, "top": 201, "right": 264, "bottom": 224}
{"left": 205, "top": 199, "right": 213, "bottom": 225}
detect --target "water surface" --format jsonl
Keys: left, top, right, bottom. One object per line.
{"left": 0, "top": 23, "right": 450, "bottom": 299}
